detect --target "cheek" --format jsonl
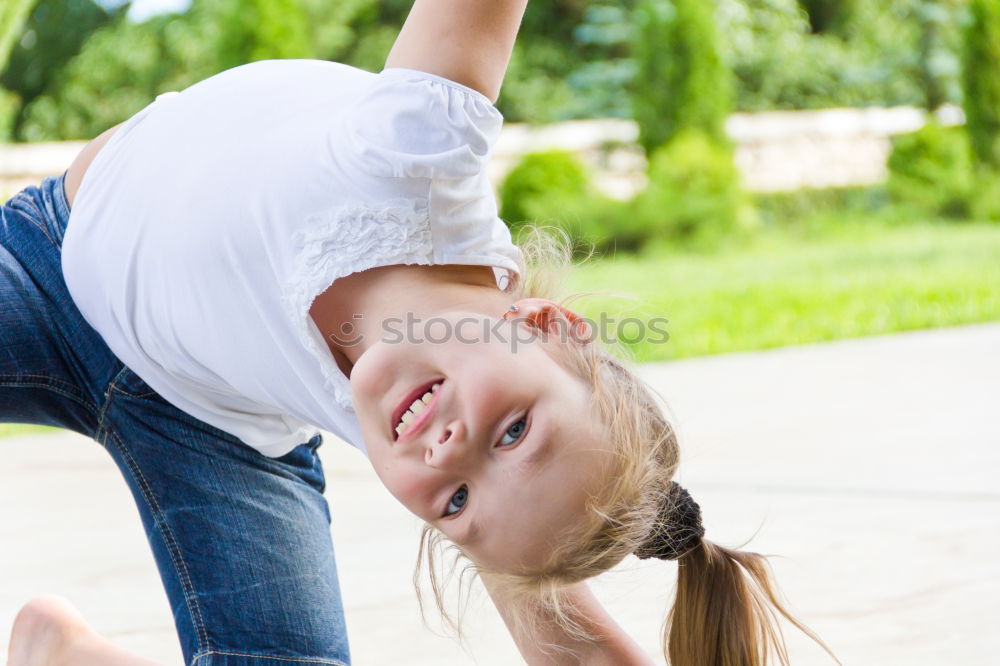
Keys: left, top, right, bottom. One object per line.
{"left": 349, "top": 341, "right": 403, "bottom": 404}
{"left": 349, "top": 339, "right": 424, "bottom": 430}
{"left": 374, "top": 462, "right": 439, "bottom": 520}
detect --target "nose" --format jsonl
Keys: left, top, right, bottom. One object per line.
{"left": 424, "top": 420, "right": 473, "bottom": 471}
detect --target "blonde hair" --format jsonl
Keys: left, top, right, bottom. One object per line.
{"left": 413, "top": 226, "right": 837, "bottom": 665}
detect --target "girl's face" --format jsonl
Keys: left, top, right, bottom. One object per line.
{"left": 350, "top": 310, "right": 612, "bottom": 572}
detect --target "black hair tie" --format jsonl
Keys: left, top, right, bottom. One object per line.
{"left": 634, "top": 481, "right": 705, "bottom": 561}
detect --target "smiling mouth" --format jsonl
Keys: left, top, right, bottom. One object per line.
{"left": 391, "top": 379, "right": 444, "bottom": 441}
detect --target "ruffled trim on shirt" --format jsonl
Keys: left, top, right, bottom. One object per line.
{"left": 282, "top": 199, "right": 436, "bottom": 411}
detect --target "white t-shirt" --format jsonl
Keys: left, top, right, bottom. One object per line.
{"left": 62, "top": 60, "right": 523, "bottom": 458}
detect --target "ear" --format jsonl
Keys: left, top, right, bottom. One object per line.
{"left": 507, "top": 298, "right": 594, "bottom": 344}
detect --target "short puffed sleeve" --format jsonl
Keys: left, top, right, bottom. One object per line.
{"left": 332, "top": 66, "right": 522, "bottom": 284}
{"left": 341, "top": 67, "right": 504, "bottom": 180}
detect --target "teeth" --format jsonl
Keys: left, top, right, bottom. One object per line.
{"left": 395, "top": 382, "right": 442, "bottom": 438}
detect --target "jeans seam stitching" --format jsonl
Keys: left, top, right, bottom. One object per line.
{"left": 191, "top": 650, "right": 348, "bottom": 666}
{"left": 0, "top": 376, "right": 98, "bottom": 418}
{"left": 104, "top": 428, "right": 212, "bottom": 655}
{"left": 107, "top": 366, "right": 159, "bottom": 398}
{"left": 97, "top": 365, "right": 130, "bottom": 429}
{"left": 18, "top": 197, "right": 57, "bottom": 248}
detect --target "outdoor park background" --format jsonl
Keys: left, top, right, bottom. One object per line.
{"left": 0, "top": 1, "right": 998, "bottom": 664}
{"left": 1, "top": 0, "right": 999, "bottom": 400}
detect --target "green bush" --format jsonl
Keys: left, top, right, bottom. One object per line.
{"left": 499, "top": 150, "right": 626, "bottom": 253}
{"left": 963, "top": 0, "right": 1000, "bottom": 169}
{"left": 0, "top": 88, "right": 19, "bottom": 141}
{"left": 544, "top": 193, "right": 630, "bottom": 255}
{"left": 630, "top": 129, "right": 752, "bottom": 250}
{"left": 887, "top": 121, "right": 974, "bottom": 219}
{"left": 500, "top": 151, "right": 590, "bottom": 224}
{"left": 753, "top": 186, "right": 891, "bottom": 230}
{"left": 970, "top": 168, "right": 1000, "bottom": 222}
{"left": 632, "top": 0, "right": 732, "bottom": 155}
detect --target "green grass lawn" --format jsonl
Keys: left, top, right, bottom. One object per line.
{"left": 569, "top": 219, "right": 1000, "bottom": 362}
{"left": 0, "top": 423, "right": 58, "bottom": 438}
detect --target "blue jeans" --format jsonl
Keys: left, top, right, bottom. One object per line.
{"left": 0, "top": 175, "right": 352, "bottom": 665}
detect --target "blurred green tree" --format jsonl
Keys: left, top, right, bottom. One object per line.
{"left": 963, "top": 0, "right": 1000, "bottom": 169}
{"left": 7, "top": 0, "right": 979, "bottom": 141}
{"left": 563, "top": 3, "right": 636, "bottom": 119}
{"left": 632, "top": 0, "right": 732, "bottom": 155}
{"left": 18, "top": 0, "right": 373, "bottom": 141}
{"left": 20, "top": 13, "right": 180, "bottom": 141}
{"left": 207, "top": 0, "right": 311, "bottom": 69}
{"left": 797, "top": 0, "right": 855, "bottom": 34}
{"left": 501, "top": 0, "right": 636, "bottom": 122}
{"left": 914, "top": 1, "right": 951, "bottom": 111}
{"left": 0, "top": 90, "right": 16, "bottom": 141}
{"left": 0, "top": 0, "right": 37, "bottom": 73}
{"left": 1, "top": 0, "right": 122, "bottom": 141}
{"left": 300, "top": 0, "right": 376, "bottom": 61}
{"left": 0, "top": 0, "right": 38, "bottom": 140}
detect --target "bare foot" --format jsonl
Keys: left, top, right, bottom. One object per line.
{"left": 7, "top": 595, "right": 92, "bottom": 666}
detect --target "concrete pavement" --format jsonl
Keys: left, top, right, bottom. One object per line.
{"left": 1, "top": 322, "right": 998, "bottom": 665}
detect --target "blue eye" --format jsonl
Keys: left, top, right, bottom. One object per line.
{"left": 443, "top": 416, "right": 528, "bottom": 518}
{"left": 445, "top": 485, "right": 468, "bottom": 517}
{"left": 499, "top": 418, "right": 527, "bottom": 447}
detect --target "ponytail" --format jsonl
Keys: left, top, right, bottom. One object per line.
{"left": 666, "top": 540, "right": 839, "bottom": 666}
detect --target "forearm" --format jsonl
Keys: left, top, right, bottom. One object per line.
{"left": 482, "top": 575, "right": 657, "bottom": 666}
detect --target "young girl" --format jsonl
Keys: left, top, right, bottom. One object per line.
{"left": 2, "top": 1, "right": 832, "bottom": 664}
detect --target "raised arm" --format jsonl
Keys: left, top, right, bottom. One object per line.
{"left": 481, "top": 575, "right": 657, "bottom": 666}
{"left": 385, "top": 0, "right": 529, "bottom": 102}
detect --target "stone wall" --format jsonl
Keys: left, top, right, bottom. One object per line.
{"left": 0, "top": 140, "right": 87, "bottom": 199}
{"left": 1, "top": 105, "right": 964, "bottom": 200}
{"left": 489, "top": 104, "right": 964, "bottom": 198}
